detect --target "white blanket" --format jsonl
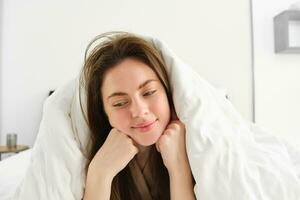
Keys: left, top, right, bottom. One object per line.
{"left": 12, "top": 36, "right": 300, "bottom": 199}
{"left": 0, "top": 150, "right": 31, "bottom": 200}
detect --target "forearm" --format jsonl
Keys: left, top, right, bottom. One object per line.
{"left": 169, "top": 164, "right": 196, "bottom": 200}
{"left": 83, "top": 168, "right": 113, "bottom": 200}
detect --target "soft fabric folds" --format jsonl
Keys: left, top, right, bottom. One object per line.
{"left": 12, "top": 34, "right": 300, "bottom": 200}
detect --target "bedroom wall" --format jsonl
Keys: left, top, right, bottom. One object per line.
{"left": 0, "top": 1, "right": 2, "bottom": 143}
{"left": 0, "top": 0, "right": 253, "bottom": 147}
{"left": 252, "top": 0, "right": 300, "bottom": 148}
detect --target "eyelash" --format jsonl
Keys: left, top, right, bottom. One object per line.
{"left": 143, "top": 90, "right": 157, "bottom": 96}
{"left": 112, "top": 90, "right": 157, "bottom": 107}
{"left": 113, "top": 102, "right": 128, "bottom": 107}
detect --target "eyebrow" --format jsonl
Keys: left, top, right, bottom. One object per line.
{"left": 106, "top": 79, "right": 158, "bottom": 101}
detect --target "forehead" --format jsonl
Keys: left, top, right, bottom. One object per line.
{"left": 101, "top": 58, "right": 159, "bottom": 95}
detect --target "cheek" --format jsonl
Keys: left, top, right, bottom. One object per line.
{"left": 107, "top": 110, "right": 131, "bottom": 133}
{"left": 152, "top": 94, "right": 171, "bottom": 124}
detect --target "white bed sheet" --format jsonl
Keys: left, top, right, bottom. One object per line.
{"left": 0, "top": 149, "right": 31, "bottom": 200}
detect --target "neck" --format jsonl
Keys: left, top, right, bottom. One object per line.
{"left": 137, "top": 144, "right": 150, "bottom": 153}
{"left": 136, "top": 145, "right": 152, "bottom": 170}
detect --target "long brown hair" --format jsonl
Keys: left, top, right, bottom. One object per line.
{"left": 80, "top": 31, "right": 173, "bottom": 199}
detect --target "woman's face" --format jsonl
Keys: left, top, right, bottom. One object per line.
{"left": 101, "top": 58, "right": 171, "bottom": 147}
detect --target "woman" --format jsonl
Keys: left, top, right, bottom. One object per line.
{"left": 81, "top": 32, "right": 195, "bottom": 200}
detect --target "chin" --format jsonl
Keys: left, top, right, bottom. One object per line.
{"left": 137, "top": 140, "right": 157, "bottom": 147}
{"left": 135, "top": 134, "right": 161, "bottom": 146}
{"left": 131, "top": 122, "right": 168, "bottom": 146}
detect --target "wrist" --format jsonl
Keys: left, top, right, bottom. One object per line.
{"left": 168, "top": 164, "right": 196, "bottom": 200}
{"left": 169, "top": 167, "right": 192, "bottom": 180}
{"left": 168, "top": 156, "right": 191, "bottom": 174}
{"left": 87, "top": 162, "right": 114, "bottom": 184}
{"left": 84, "top": 167, "right": 113, "bottom": 200}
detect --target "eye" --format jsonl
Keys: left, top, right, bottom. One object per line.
{"left": 143, "top": 90, "right": 157, "bottom": 96}
{"left": 113, "top": 101, "right": 128, "bottom": 107}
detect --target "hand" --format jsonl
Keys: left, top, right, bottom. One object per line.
{"left": 88, "top": 128, "right": 139, "bottom": 179}
{"left": 155, "top": 120, "right": 190, "bottom": 174}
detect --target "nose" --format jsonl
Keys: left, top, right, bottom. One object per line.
{"left": 130, "top": 97, "right": 149, "bottom": 118}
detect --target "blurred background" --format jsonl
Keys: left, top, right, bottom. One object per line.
{"left": 0, "top": 0, "right": 299, "bottom": 156}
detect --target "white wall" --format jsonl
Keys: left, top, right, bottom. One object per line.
{"left": 0, "top": 0, "right": 253, "bottom": 147}
{"left": 0, "top": 0, "right": 3, "bottom": 143}
{"left": 252, "top": 0, "right": 300, "bottom": 147}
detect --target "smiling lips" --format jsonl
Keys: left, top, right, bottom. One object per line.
{"left": 133, "top": 120, "right": 157, "bottom": 132}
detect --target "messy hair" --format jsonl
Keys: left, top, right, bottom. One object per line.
{"left": 80, "top": 31, "right": 173, "bottom": 199}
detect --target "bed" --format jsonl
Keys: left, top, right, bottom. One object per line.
{"left": 0, "top": 149, "right": 31, "bottom": 200}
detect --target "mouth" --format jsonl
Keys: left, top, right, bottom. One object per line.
{"left": 132, "top": 119, "right": 158, "bottom": 132}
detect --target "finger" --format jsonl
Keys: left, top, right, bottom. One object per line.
{"left": 169, "top": 120, "right": 184, "bottom": 130}
{"left": 131, "top": 138, "right": 139, "bottom": 147}
{"left": 127, "top": 138, "right": 139, "bottom": 155}
{"left": 133, "top": 145, "right": 139, "bottom": 155}
{"left": 112, "top": 127, "right": 122, "bottom": 134}
{"left": 155, "top": 141, "right": 160, "bottom": 152}
{"left": 166, "top": 121, "right": 179, "bottom": 130}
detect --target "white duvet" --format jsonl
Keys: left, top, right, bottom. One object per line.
{"left": 12, "top": 35, "right": 300, "bottom": 199}
{"left": 0, "top": 150, "right": 31, "bottom": 199}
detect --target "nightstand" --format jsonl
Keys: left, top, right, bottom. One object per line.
{"left": 0, "top": 145, "right": 30, "bottom": 160}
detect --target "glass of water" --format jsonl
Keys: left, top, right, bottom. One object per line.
{"left": 6, "top": 133, "right": 17, "bottom": 148}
